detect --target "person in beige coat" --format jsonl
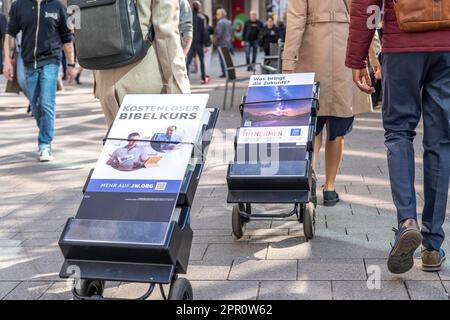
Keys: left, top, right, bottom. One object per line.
{"left": 283, "top": 0, "right": 377, "bottom": 206}
{"left": 94, "top": 0, "right": 191, "bottom": 126}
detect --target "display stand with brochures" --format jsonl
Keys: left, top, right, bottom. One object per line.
{"left": 227, "top": 73, "right": 320, "bottom": 240}
{"left": 58, "top": 94, "right": 219, "bottom": 300}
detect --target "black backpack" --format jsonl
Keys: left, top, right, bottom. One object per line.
{"left": 68, "top": 0, "right": 154, "bottom": 70}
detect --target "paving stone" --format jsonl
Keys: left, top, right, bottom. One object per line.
{"left": 364, "top": 259, "right": 440, "bottom": 281}
{"left": 186, "top": 261, "right": 231, "bottom": 281}
{"left": 267, "top": 237, "right": 387, "bottom": 260}
{"left": 405, "top": 281, "right": 448, "bottom": 300}
{"left": 229, "top": 259, "right": 297, "bottom": 281}
{"left": 0, "top": 281, "right": 20, "bottom": 299}
{"left": 332, "top": 280, "right": 409, "bottom": 300}
{"left": 189, "top": 244, "right": 209, "bottom": 261}
{"left": 297, "top": 259, "right": 366, "bottom": 281}
{"left": 3, "top": 281, "right": 52, "bottom": 300}
{"left": 192, "top": 235, "right": 248, "bottom": 244}
{"left": 191, "top": 281, "right": 259, "bottom": 300}
{"left": 203, "top": 244, "right": 268, "bottom": 263}
{"left": 258, "top": 281, "right": 332, "bottom": 300}
{"left": 39, "top": 281, "right": 73, "bottom": 300}
{"left": 437, "top": 261, "right": 450, "bottom": 281}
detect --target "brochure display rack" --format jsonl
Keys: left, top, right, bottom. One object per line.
{"left": 227, "top": 73, "right": 320, "bottom": 240}
{"left": 58, "top": 94, "right": 219, "bottom": 300}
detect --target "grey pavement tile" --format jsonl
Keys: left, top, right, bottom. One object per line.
{"left": 267, "top": 237, "right": 387, "bottom": 260}
{"left": 189, "top": 243, "right": 209, "bottom": 261}
{"left": 258, "top": 281, "right": 332, "bottom": 300}
{"left": 0, "top": 239, "right": 23, "bottom": 247}
{"left": 193, "top": 229, "right": 232, "bottom": 236}
{"left": 405, "top": 281, "right": 448, "bottom": 300}
{"left": 186, "top": 261, "right": 232, "bottom": 281}
{"left": 249, "top": 235, "right": 302, "bottom": 244}
{"left": 364, "top": 259, "right": 440, "bottom": 281}
{"left": 39, "top": 281, "right": 73, "bottom": 300}
{"left": 332, "top": 280, "right": 410, "bottom": 300}
{"left": 245, "top": 228, "right": 289, "bottom": 236}
{"left": 192, "top": 235, "right": 248, "bottom": 244}
{"left": 229, "top": 259, "right": 297, "bottom": 281}
{"left": 438, "top": 261, "right": 450, "bottom": 281}
{"left": 191, "top": 281, "right": 259, "bottom": 300}
{"left": 3, "top": 281, "right": 52, "bottom": 300}
{"left": 441, "top": 282, "right": 450, "bottom": 298}
{"left": 297, "top": 259, "right": 366, "bottom": 281}
{"left": 0, "top": 281, "right": 20, "bottom": 299}
{"left": 202, "top": 244, "right": 268, "bottom": 263}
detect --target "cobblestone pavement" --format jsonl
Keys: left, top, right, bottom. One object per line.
{"left": 1, "top": 52, "right": 449, "bottom": 300}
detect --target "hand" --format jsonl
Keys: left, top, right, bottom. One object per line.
{"left": 3, "top": 61, "right": 14, "bottom": 81}
{"left": 66, "top": 66, "right": 76, "bottom": 83}
{"left": 373, "top": 64, "right": 382, "bottom": 80}
{"left": 241, "top": 41, "right": 245, "bottom": 47}
{"left": 204, "top": 47, "right": 209, "bottom": 53}
{"left": 352, "top": 68, "right": 375, "bottom": 94}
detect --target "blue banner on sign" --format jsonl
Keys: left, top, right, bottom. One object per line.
{"left": 86, "top": 179, "right": 182, "bottom": 193}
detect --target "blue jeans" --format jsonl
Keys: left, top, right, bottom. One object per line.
{"left": 187, "top": 44, "right": 206, "bottom": 80}
{"left": 26, "top": 63, "right": 59, "bottom": 149}
{"left": 16, "top": 53, "right": 29, "bottom": 100}
{"left": 245, "top": 40, "right": 258, "bottom": 66}
{"left": 382, "top": 52, "right": 450, "bottom": 251}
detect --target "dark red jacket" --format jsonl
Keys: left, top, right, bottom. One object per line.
{"left": 346, "top": 0, "right": 450, "bottom": 69}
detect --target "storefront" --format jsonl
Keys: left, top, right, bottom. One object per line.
{"left": 201, "top": 0, "right": 265, "bottom": 49}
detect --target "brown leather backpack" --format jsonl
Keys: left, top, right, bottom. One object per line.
{"left": 393, "top": 0, "right": 450, "bottom": 32}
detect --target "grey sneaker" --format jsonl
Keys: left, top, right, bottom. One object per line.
{"left": 387, "top": 219, "right": 422, "bottom": 274}
{"left": 39, "top": 148, "right": 53, "bottom": 162}
{"left": 421, "top": 248, "right": 446, "bottom": 272}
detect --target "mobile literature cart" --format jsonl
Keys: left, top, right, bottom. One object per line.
{"left": 227, "top": 74, "right": 319, "bottom": 240}
{"left": 58, "top": 94, "right": 219, "bottom": 300}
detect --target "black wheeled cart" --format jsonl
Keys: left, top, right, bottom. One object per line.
{"left": 58, "top": 105, "right": 219, "bottom": 300}
{"left": 227, "top": 82, "right": 320, "bottom": 241}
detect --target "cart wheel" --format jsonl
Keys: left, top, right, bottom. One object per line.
{"left": 168, "top": 278, "right": 193, "bottom": 300}
{"left": 232, "top": 205, "right": 246, "bottom": 239}
{"left": 303, "top": 202, "right": 316, "bottom": 241}
{"left": 74, "top": 279, "right": 105, "bottom": 299}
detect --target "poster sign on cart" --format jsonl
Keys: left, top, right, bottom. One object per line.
{"left": 77, "top": 94, "right": 209, "bottom": 223}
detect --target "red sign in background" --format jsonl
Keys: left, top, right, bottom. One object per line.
{"left": 231, "top": 0, "right": 245, "bottom": 48}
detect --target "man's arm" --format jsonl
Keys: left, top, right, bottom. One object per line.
{"left": 282, "top": 0, "right": 308, "bottom": 73}
{"left": 152, "top": 0, "right": 190, "bottom": 94}
{"left": 215, "top": 20, "right": 224, "bottom": 45}
{"left": 3, "top": 35, "right": 14, "bottom": 80}
{"left": 59, "top": 4, "right": 76, "bottom": 81}
{"left": 345, "top": 0, "right": 382, "bottom": 93}
{"left": 179, "top": 0, "right": 193, "bottom": 56}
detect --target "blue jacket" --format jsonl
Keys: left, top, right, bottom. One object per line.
{"left": 7, "top": 0, "right": 73, "bottom": 69}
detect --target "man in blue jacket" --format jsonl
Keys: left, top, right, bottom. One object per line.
{"left": 3, "top": 0, "right": 75, "bottom": 162}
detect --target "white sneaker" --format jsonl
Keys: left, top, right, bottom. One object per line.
{"left": 39, "top": 148, "right": 53, "bottom": 162}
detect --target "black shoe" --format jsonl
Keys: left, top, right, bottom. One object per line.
{"left": 75, "top": 73, "right": 82, "bottom": 85}
{"left": 311, "top": 170, "right": 317, "bottom": 208}
{"left": 27, "top": 105, "right": 32, "bottom": 115}
{"left": 219, "top": 74, "right": 226, "bottom": 78}
{"left": 387, "top": 219, "right": 422, "bottom": 274}
{"left": 323, "top": 190, "right": 339, "bottom": 207}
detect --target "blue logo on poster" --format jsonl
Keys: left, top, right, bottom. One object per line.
{"left": 291, "top": 128, "right": 301, "bottom": 136}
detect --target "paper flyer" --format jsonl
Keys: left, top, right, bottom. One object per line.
{"left": 86, "top": 94, "right": 208, "bottom": 194}
{"left": 77, "top": 94, "right": 209, "bottom": 224}
{"left": 238, "top": 73, "right": 315, "bottom": 146}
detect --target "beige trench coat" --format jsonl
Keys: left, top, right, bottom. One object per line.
{"left": 94, "top": 0, "right": 191, "bottom": 126}
{"left": 282, "top": 0, "right": 373, "bottom": 117}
